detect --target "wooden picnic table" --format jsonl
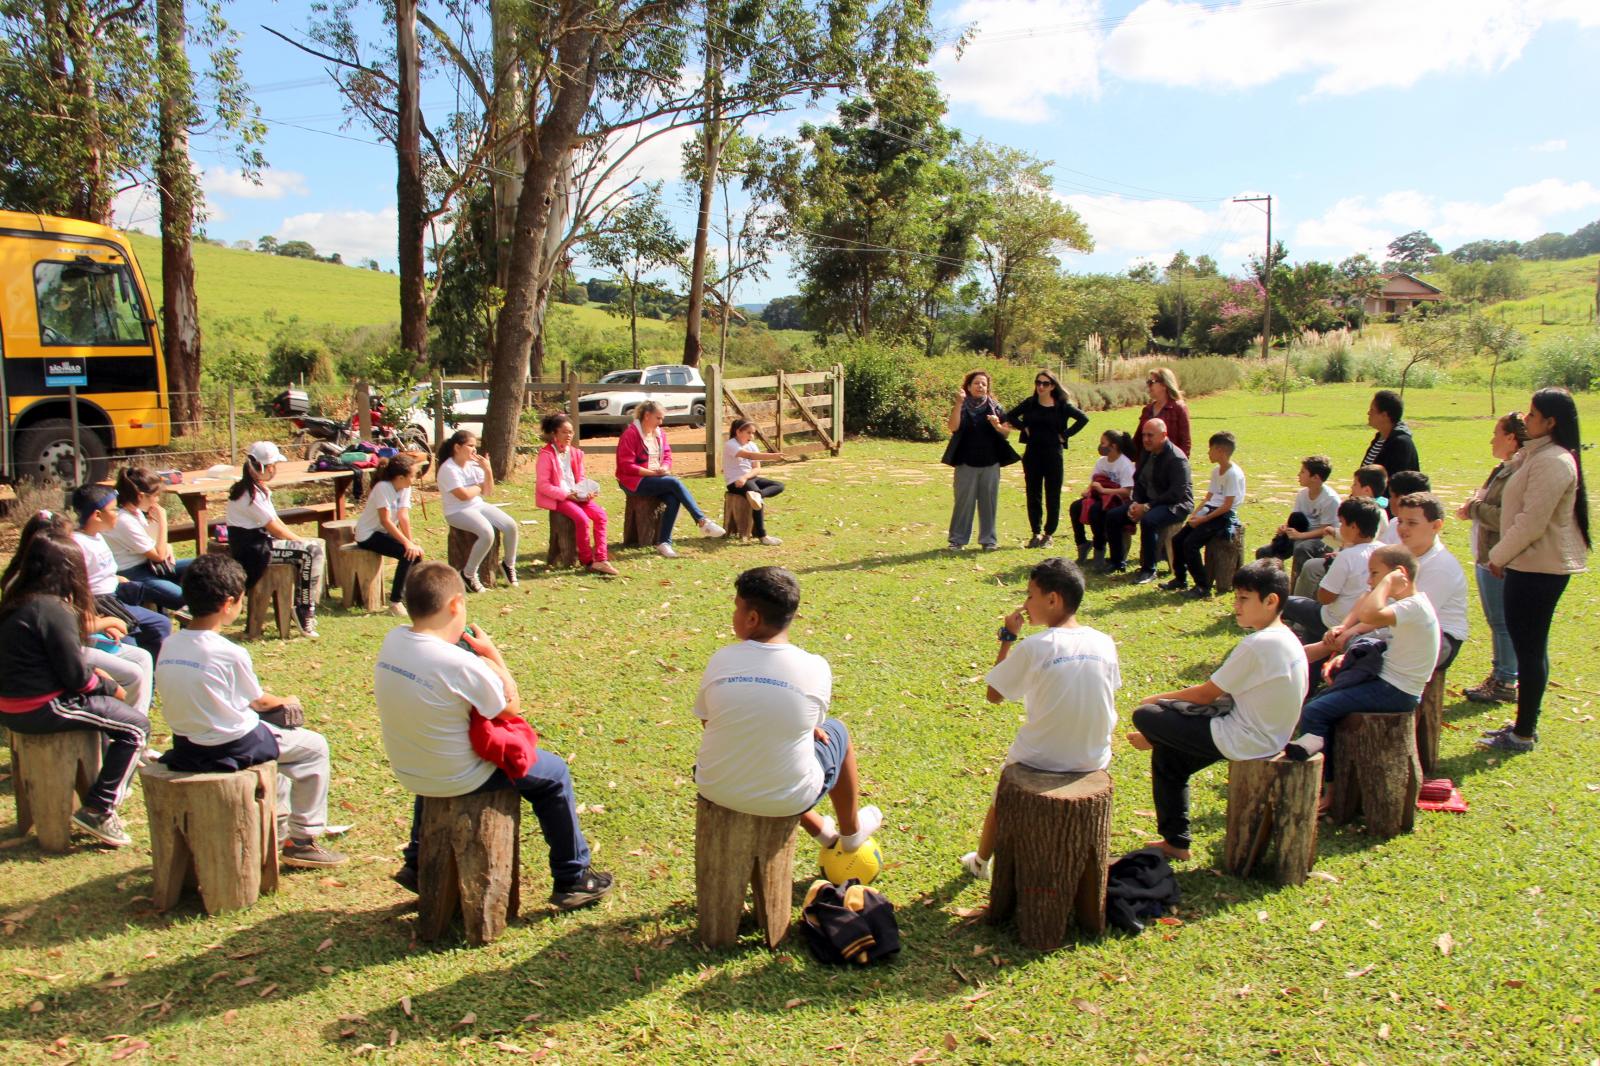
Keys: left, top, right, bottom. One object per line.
{"left": 167, "top": 461, "right": 357, "bottom": 555}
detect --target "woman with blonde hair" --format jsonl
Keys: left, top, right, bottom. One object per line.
{"left": 1135, "top": 366, "right": 1190, "bottom": 461}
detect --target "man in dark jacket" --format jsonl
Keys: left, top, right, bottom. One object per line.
{"left": 1106, "top": 418, "right": 1193, "bottom": 581}
{"left": 1362, "top": 389, "right": 1420, "bottom": 475}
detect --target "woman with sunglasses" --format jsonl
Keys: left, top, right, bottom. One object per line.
{"left": 1004, "top": 369, "right": 1089, "bottom": 548}
{"left": 1134, "top": 367, "right": 1190, "bottom": 462}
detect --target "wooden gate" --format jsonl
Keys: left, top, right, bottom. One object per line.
{"left": 705, "top": 365, "right": 843, "bottom": 481}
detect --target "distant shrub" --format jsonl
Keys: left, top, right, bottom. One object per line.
{"left": 267, "top": 324, "right": 337, "bottom": 385}
{"left": 1523, "top": 331, "right": 1600, "bottom": 391}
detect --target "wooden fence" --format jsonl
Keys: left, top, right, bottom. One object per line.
{"left": 428, "top": 365, "right": 844, "bottom": 479}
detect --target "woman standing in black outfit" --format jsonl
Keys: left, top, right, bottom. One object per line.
{"left": 1006, "top": 369, "right": 1089, "bottom": 548}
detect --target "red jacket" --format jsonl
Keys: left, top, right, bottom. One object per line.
{"left": 468, "top": 710, "right": 539, "bottom": 780}
{"left": 615, "top": 422, "right": 672, "bottom": 492}
{"left": 1135, "top": 399, "right": 1191, "bottom": 462}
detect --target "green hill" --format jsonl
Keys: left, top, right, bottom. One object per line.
{"left": 1420, "top": 253, "right": 1599, "bottom": 341}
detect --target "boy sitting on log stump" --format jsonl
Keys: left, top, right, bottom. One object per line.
{"left": 154, "top": 554, "right": 348, "bottom": 868}
{"left": 960, "top": 557, "right": 1120, "bottom": 880}
{"left": 374, "top": 562, "right": 614, "bottom": 911}
{"left": 1127, "top": 560, "right": 1308, "bottom": 862}
{"left": 693, "top": 567, "right": 883, "bottom": 854}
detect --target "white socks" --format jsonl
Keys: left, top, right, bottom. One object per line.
{"left": 838, "top": 805, "right": 883, "bottom": 852}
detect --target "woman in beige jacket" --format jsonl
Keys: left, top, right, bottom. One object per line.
{"left": 1480, "top": 388, "right": 1590, "bottom": 752}
{"left": 1458, "top": 413, "right": 1527, "bottom": 704}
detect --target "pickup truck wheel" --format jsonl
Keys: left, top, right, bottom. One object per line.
{"left": 691, "top": 401, "right": 707, "bottom": 428}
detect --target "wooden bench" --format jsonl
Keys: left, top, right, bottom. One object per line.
{"left": 1328, "top": 712, "right": 1421, "bottom": 839}
{"left": 320, "top": 518, "right": 358, "bottom": 590}
{"left": 245, "top": 563, "right": 298, "bottom": 640}
{"left": 7, "top": 729, "right": 102, "bottom": 853}
{"left": 447, "top": 526, "right": 501, "bottom": 588}
{"left": 417, "top": 790, "right": 522, "bottom": 946}
{"left": 339, "top": 544, "right": 387, "bottom": 610}
{"left": 1206, "top": 523, "right": 1246, "bottom": 593}
{"left": 622, "top": 494, "right": 666, "bottom": 547}
{"left": 169, "top": 503, "right": 339, "bottom": 545}
{"left": 1415, "top": 670, "right": 1447, "bottom": 777}
{"left": 1223, "top": 753, "right": 1322, "bottom": 885}
{"left": 722, "top": 493, "right": 755, "bottom": 540}
{"left": 985, "top": 764, "right": 1113, "bottom": 949}
{"left": 695, "top": 795, "right": 801, "bottom": 949}
{"left": 547, "top": 511, "right": 579, "bottom": 569}
{"left": 140, "top": 761, "right": 280, "bottom": 914}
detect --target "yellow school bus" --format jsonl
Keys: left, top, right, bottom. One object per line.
{"left": 0, "top": 209, "right": 170, "bottom": 483}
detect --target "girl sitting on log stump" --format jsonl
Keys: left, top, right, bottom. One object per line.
{"left": 723, "top": 418, "right": 786, "bottom": 546}
{"left": 535, "top": 413, "right": 618, "bottom": 577}
{"left": 354, "top": 453, "right": 427, "bottom": 615}
{"left": 960, "top": 557, "right": 1120, "bottom": 880}
{"left": 1128, "top": 560, "right": 1308, "bottom": 862}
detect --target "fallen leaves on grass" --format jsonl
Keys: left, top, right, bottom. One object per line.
{"left": 1344, "top": 964, "right": 1376, "bottom": 979}
{"left": 109, "top": 1039, "right": 150, "bottom": 1060}
{"left": 400, "top": 995, "right": 413, "bottom": 1018}
{"left": 1071, "top": 998, "right": 1103, "bottom": 1016}
{"left": 1435, "top": 932, "right": 1455, "bottom": 956}
{"left": 316, "top": 937, "right": 334, "bottom": 952}
{"left": 454, "top": 1011, "right": 476, "bottom": 1028}
{"left": 1308, "top": 919, "right": 1326, "bottom": 933}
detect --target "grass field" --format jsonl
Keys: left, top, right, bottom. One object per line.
{"left": 3, "top": 383, "right": 1598, "bottom": 1064}
{"left": 1419, "top": 254, "right": 1600, "bottom": 342}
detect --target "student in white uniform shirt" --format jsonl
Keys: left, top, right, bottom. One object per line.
{"left": 722, "top": 419, "right": 786, "bottom": 546}
{"left": 154, "top": 554, "right": 347, "bottom": 867}
{"left": 1165, "top": 431, "right": 1246, "bottom": 598}
{"left": 104, "top": 466, "right": 191, "bottom": 613}
{"left": 434, "top": 430, "right": 520, "bottom": 592}
{"left": 1292, "top": 464, "right": 1390, "bottom": 598}
{"left": 70, "top": 484, "right": 171, "bottom": 654}
{"left": 1282, "top": 497, "right": 1382, "bottom": 644}
{"left": 354, "top": 453, "right": 426, "bottom": 614}
{"left": 224, "top": 442, "right": 327, "bottom": 638}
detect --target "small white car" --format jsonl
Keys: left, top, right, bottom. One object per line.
{"left": 408, "top": 383, "right": 489, "bottom": 440}
{"left": 577, "top": 365, "right": 706, "bottom": 428}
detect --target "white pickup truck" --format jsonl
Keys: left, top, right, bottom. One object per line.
{"left": 577, "top": 364, "right": 706, "bottom": 428}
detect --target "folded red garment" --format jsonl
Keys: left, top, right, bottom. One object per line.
{"left": 469, "top": 708, "right": 540, "bottom": 780}
{"left": 1418, "top": 778, "right": 1455, "bottom": 802}
{"left": 1417, "top": 778, "right": 1468, "bottom": 813}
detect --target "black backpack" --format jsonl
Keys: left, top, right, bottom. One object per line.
{"left": 800, "top": 879, "right": 901, "bottom": 965}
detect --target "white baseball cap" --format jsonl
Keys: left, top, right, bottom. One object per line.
{"left": 248, "top": 441, "right": 289, "bottom": 467}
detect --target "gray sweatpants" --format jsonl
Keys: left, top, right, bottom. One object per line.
{"left": 949, "top": 464, "right": 1001, "bottom": 548}
{"left": 262, "top": 724, "right": 332, "bottom": 840}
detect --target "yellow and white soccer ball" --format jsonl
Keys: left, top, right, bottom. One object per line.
{"left": 819, "top": 836, "right": 883, "bottom": 886}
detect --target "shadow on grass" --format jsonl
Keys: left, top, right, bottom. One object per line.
{"left": 794, "top": 547, "right": 965, "bottom": 576}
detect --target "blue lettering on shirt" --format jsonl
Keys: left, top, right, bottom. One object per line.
{"left": 161, "top": 658, "right": 206, "bottom": 671}
{"left": 1044, "top": 654, "right": 1112, "bottom": 669}
{"left": 711, "top": 675, "right": 799, "bottom": 691}
{"left": 377, "top": 660, "right": 436, "bottom": 691}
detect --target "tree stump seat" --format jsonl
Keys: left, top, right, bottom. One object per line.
{"left": 7, "top": 729, "right": 102, "bottom": 853}
{"left": 722, "top": 493, "right": 755, "bottom": 540}
{"left": 1415, "top": 670, "right": 1446, "bottom": 777}
{"left": 319, "top": 518, "right": 358, "bottom": 590}
{"left": 546, "top": 511, "right": 579, "bottom": 568}
{"left": 447, "top": 526, "right": 500, "bottom": 588}
{"left": 1328, "top": 712, "right": 1421, "bottom": 839}
{"left": 622, "top": 494, "right": 666, "bottom": 547}
{"left": 417, "top": 790, "right": 522, "bottom": 945}
{"left": 695, "top": 795, "right": 801, "bottom": 949}
{"left": 985, "top": 764, "right": 1113, "bottom": 950}
{"left": 1206, "top": 523, "right": 1246, "bottom": 592}
{"left": 245, "top": 563, "right": 298, "bottom": 640}
{"left": 339, "top": 544, "right": 387, "bottom": 610}
{"left": 139, "top": 761, "right": 280, "bottom": 914}
{"left": 1223, "top": 752, "right": 1322, "bottom": 885}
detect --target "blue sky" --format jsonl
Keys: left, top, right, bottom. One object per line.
{"left": 118, "top": 0, "right": 1600, "bottom": 303}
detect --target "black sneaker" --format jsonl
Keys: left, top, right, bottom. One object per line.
{"left": 500, "top": 562, "right": 519, "bottom": 587}
{"left": 1133, "top": 570, "right": 1160, "bottom": 585}
{"left": 282, "top": 839, "right": 349, "bottom": 868}
{"left": 1037, "top": 534, "right": 1053, "bottom": 548}
{"left": 393, "top": 865, "right": 419, "bottom": 893}
{"left": 1160, "top": 577, "right": 1188, "bottom": 591}
{"left": 461, "top": 568, "right": 485, "bottom": 593}
{"left": 1026, "top": 534, "right": 1042, "bottom": 548}
{"left": 1187, "top": 586, "right": 1211, "bottom": 599}
{"left": 72, "top": 807, "right": 132, "bottom": 848}
{"left": 550, "top": 867, "right": 614, "bottom": 911}
{"left": 1075, "top": 545, "right": 1090, "bottom": 564}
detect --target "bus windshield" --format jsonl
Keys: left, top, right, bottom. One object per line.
{"left": 34, "top": 261, "right": 148, "bottom": 346}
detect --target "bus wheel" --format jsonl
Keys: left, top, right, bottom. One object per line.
{"left": 14, "top": 418, "right": 109, "bottom": 485}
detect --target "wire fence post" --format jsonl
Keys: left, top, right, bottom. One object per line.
{"left": 68, "top": 384, "right": 82, "bottom": 485}
{"left": 228, "top": 385, "right": 238, "bottom": 465}
{"left": 355, "top": 379, "right": 372, "bottom": 441}
{"left": 703, "top": 363, "right": 721, "bottom": 480}
{"left": 432, "top": 370, "right": 445, "bottom": 448}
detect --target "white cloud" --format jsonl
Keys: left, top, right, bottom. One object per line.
{"left": 1103, "top": 0, "right": 1580, "bottom": 95}
{"left": 275, "top": 206, "right": 397, "bottom": 263}
{"left": 933, "top": 0, "right": 1102, "bottom": 121}
{"left": 1060, "top": 191, "right": 1262, "bottom": 263}
{"left": 1436, "top": 179, "right": 1600, "bottom": 242}
{"left": 202, "top": 167, "right": 309, "bottom": 201}
{"left": 1530, "top": 138, "right": 1567, "bottom": 152}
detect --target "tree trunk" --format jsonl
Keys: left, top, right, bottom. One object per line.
{"left": 1223, "top": 753, "right": 1322, "bottom": 886}
{"left": 490, "top": 0, "right": 527, "bottom": 296}
{"left": 629, "top": 279, "right": 640, "bottom": 368}
{"left": 1327, "top": 712, "right": 1421, "bottom": 839}
{"left": 156, "top": 0, "right": 202, "bottom": 436}
{"left": 681, "top": 11, "right": 723, "bottom": 369}
{"left": 63, "top": 0, "right": 110, "bottom": 222}
{"left": 985, "top": 764, "right": 1112, "bottom": 948}
{"left": 396, "top": 0, "right": 429, "bottom": 369}
{"left": 481, "top": 18, "right": 601, "bottom": 478}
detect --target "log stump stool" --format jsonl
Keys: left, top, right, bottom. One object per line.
{"left": 340, "top": 544, "right": 387, "bottom": 610}
{"left": 695, "top": 796, "right": 801, "bottom": 949}
{"left": 1223, "top": 753, "right": 1323, "bottom": 885}
{"left": 546, "top": 511, "right": 579, "bottom": 569}
{"left": 245, "top": 563, "right": 297, "bottom": 640}
{"left": 1415, "top": 670, "right": 1446, "bottom": 777}
{"left": 622, "top": 494, "right": 666, "bottom": 547}
{"left": 1328, "top": 712, "right": 1421, "bottom": 839}
{"left": 319, "top": 518, "right": 358, "bottom": 591}
{"left": 1206, "top": 523, "right": 1246, "bottom": 593}
{"left": 1155, "top": 521, "right": 1183, "bottom": 574}
{"left": 447, "top": 526, "right": 500, "bottom": 589}
{"left": 9, "top": 729, "right": 102, "bottom": 852}
{"left": 139, "top": 761, "right": 280, "bottom": 914}
{"left": 986, "top": 765, "right": 1113, "bottom": 949}
{"left": 417, "top": 790, "right": 522, "bottom": 945}
{"left": 722, "top": 493, "right": 755, "bottom": 540}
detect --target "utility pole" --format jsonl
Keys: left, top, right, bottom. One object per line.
{"left": 1234, "top": 194, "right": 1278, "bottom": 410}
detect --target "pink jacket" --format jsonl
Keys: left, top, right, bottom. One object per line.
{"left": 536, "top": 443, "right": 590, "bottom": 510}
{"left": 614, "top": 422, "right": 672, "bottom": 493}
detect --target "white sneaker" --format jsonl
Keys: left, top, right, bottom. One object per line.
{"left": 839, "top": 805, "right": 883, "bottom": 852}
{"left": 386, "top": 601, "right": 407, "bottom": 617}
{"left": 960, "top": 851, "right": 991, "bottom": 880}
{"left": 810, "top": 816, "right": 839, "bottom": 849}
{"left": 699, "top": 518, "right": 726, "bottom": 538}
{"left": 655, "top": 542, "right": 679, "bottom": 559}
{"left": 760, "top": 535, "right": 783, "bottom": 546}
{"left": 745, "top": 489, "right": 764, "bottom": 511}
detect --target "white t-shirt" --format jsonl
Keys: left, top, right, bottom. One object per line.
{"left": 1091, "top": 454, "right": 1136, "bottom": 489}
{"left": 986, "top": 626, "right": 1120, "bottom": 772}
{"left": 437, "top": 458, "right": 485, "bottom": 517}
{"left": 356, "top": 481, "right": 412, "bottom": 542}
{"left": 723, "top": 438, "right": 759, "bottom": 485}
{"left": 1209, "top": 625, "right": 1309, "bottom": 761}
{"left": 105, "top": 508, "right": 157, "bottom": 571}
{"left": 1379, "top": 592, "right": 1442, "bottom": 697}
{"left": 224, "top": 486, "right": 278, "bottom": 530}
{"left": 1319, "top": 540, "right": 1379, "bottom": 628}
{"left": 1201, "top": 463, "right": 1246, "bottom": 515}
{"left": 1414, "top": 538, "right": 1469, "bottom": 642}
{"left": 555, "top": 448, "right": 577, "bottom": 493}
{"left": 73, "top": 530, "right": 120, "bottom": 595}
{"left": 373, "top": 626, "right": 506, "bottom": 797}
{"left": 155, "top": 628, "right": 264, "bottom": 746}
{"left": 638, "top": 423, "right": 664, "bottom": 468}
{"left": 694, "top": 641, "right": 831, "bottom": 817}
{"left": 1377, "top": 518, "right": 1401, "bottom": 546}
{"left": 1294, "top": 485, "right": 1340, "bottom": 532}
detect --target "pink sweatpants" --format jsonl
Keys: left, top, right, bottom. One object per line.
{"left": 554, "top": 499, "right": 608, "bottom": 564}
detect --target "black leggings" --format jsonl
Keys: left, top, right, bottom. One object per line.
{"left": 1504, "top": 569, "right": 1571, "bottom": 737}
{"left": 357, "top": 531, "right": 417, "bottom": 603}
{"left": 1022, "top": 448, "right": 1064, "bottom": 536}
{"left": 727, "top": 477, "right": 784, "bottom": 537}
